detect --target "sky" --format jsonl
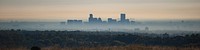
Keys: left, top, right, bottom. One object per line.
{"left": 0, "top": 0, "right": 200, "bottom": 22}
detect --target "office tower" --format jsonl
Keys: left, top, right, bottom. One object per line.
{"left": 89, "top": 14, "right": 93, "bottom": 18}
{"left": 89, "top": 14, "right": 94, "bottom": 23}
{"left": 88, "top": 14, "right": 103, "bottom": 23}
{"left": 120, "top": 13, "right": 126, "bottom": 22}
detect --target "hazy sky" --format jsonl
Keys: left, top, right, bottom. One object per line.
{"left": 0, "top": 0, "right": 200, "bottom": 21}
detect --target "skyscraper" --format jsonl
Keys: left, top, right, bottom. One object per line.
{"left": 88, "top": 14, "right": 102, "bottom": 23}
{"left": 89, "top": 14, "right": 93, "bottom": 18}
{"left": 89, "top": 14, "right": 93, "bottom": 23}
{"left": 120, "top": 13, "right": 126, "bottom": 22}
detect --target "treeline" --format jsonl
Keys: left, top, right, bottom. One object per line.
{"left": 0, "top": 29, "right": 200, "bottom": 48}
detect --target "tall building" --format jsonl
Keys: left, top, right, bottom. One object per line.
{"left": 89, "top": 14, "right": 93, "bottom": 23}
{"left": 120, "top": 13, "right": 131, "bottom": 24}
{"left": 120, "top": 13, "right": 126, "bottom": 22}
{"left": 90, "top": 14, "right": 93, "bottom": 17}
{"left": 88, "top": 14, "right": 102, "bottom": 23}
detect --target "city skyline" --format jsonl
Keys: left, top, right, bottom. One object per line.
{"left": 67, "top": 13, "right": 135, "bottom": 25}
{"left": 0, "top": 0, "right": 200, "bottom": 21}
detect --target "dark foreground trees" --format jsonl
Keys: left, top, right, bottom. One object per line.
{"left": 0, "top": 30, "right": 200, "bottom": 48}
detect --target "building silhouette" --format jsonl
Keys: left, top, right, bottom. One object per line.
{"left": 119, "top": 13, "right": 131, "bottom": 24}
{"left": 120, "top": 13, "right": 126, "bottom": 22}
{"left": 88, "top": 14, "right": 103, "bottom": 24}
{"left": 108, "top": 18, "right": 117, "bottom": 24}
{"left": 67, "top": 20, "right": 82, "bottom": 24}
{"left": 67, "top": 13, "right": 135, "bottom": 25}
{"left": 89, "top": 14, "right": 93, "bottom": 23}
